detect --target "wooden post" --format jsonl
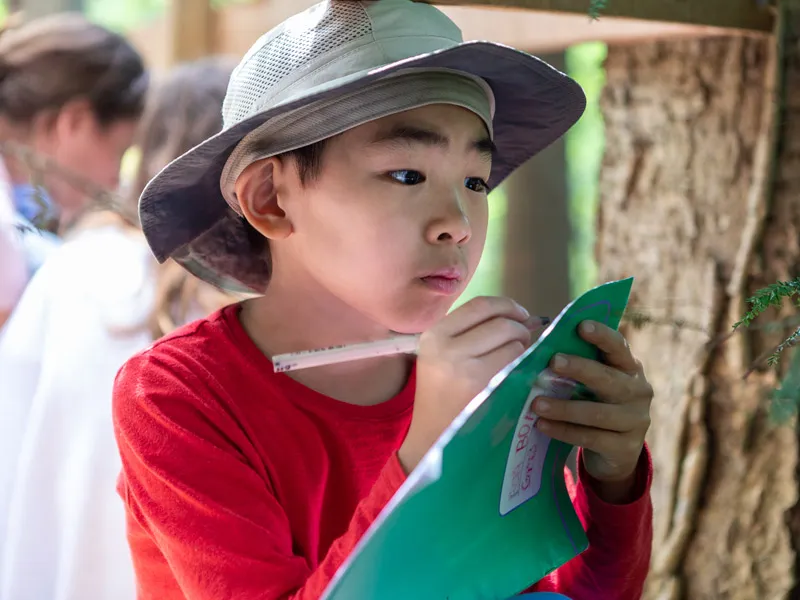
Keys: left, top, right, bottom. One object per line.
{"left": 168, "top": 0, "right": 214, "bottom": 65}
{"left": 423, "top": 0, "right": 774, "bottom": 32}
{"left": 128, "top": 0, "right": 775, "bottom": 71}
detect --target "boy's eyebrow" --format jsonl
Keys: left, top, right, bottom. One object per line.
{"left": 368, "top": 124, "right": 496, "bottom": 162}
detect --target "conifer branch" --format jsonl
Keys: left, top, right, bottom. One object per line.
{"left": 588, "top": 0, "right": 608, "bottom": 20}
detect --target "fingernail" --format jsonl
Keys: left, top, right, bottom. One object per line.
{"left": 518, "top": 303, "right": 530, "bottom": 319}
{"left": 535, "top": 399, "right": 550, "bottom": 414}
{"left": 536, "top": 420, "right": 550, "bottom": 432}
{"left": 553, "top": 354, "right": 568, "bottom": 369}
{"left": 581, "top": 321, "right": 596, "bottom": 334}
{"left": 533, "top": 317, "right": 551, "bottom": 332}
{"left": 525, "top": 315, "right": 549, "bottom": 332}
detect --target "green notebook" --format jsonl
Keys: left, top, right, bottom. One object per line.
{"left": 320, "top": 278, "right": 634, "bottom": 600}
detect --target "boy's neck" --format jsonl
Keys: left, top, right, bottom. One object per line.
{"left": 239, "top": 271, "right": 411, "bottom": 406}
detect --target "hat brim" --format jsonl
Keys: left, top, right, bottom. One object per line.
{"left": 139, "top": 41, "right": 586, "bottom": 294}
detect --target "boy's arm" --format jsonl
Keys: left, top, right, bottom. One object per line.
{"left": 113, "top": 352, "right": 406, "bottom": 600}
{"left": 530, "top": 447, "right": 653, "bottom": 598}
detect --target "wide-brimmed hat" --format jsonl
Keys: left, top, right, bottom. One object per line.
{"left": 139, "top": 0, "right": 586, "bottom": 293}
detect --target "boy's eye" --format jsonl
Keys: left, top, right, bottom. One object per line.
{"left": 389, "top": 170, "right": 426, "bottom": 186}
{"left": 465, "top": 177, "right": 490, "bottom": 193}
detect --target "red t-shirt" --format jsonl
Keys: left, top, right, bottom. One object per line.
{"left": 113, "top": 305, "right": 653, "bottom": 600}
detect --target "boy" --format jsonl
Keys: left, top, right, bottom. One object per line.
{"left": 114, "top": 1, "right": 654, "bottom": 599}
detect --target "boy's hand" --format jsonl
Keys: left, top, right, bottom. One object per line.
{"left": 532, "top": 320, "right": 653, "bottom": 503}
{"left": 399, "top": 296, "right": 532, "bottom": 474}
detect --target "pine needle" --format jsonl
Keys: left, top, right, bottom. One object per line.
{"left": 588, "top": 0, "right": 608, "bottom": 20}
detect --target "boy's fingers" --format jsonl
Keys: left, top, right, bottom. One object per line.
{"left": 439, "top": 296, "right": 529, "bottom": 337}
{"left": 532, "top": 397, "right": 644, "bottom": 433}
{"left": 577, "top": 321, "right": 640, "bottom": 375}
{"left": 550, "top": 354, "right": 645, "bottom": 405}
{"left": 535, "top": 419, "right": 624, "bottom": 457}
{"left": 524, "top": 315, "right": 551, "bottom": 345}
{"left": 451, "top": 317, "right": 531, "bottom": 357}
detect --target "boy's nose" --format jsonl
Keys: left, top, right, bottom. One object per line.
{"left": 425, "top": 195, "right": 472, "bottom": 245}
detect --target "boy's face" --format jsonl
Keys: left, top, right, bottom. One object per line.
{"left": 272, "top": 104, "right": 493, "bottom": 334}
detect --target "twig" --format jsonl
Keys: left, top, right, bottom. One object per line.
{"left": 623, "top": 307, "right": 800, "bottom": 364}
{"left": 743, "top": 325, "right": 800, "bottom": 379}
{"left": 623, "top": 309, "right": 709, "bottom": 334}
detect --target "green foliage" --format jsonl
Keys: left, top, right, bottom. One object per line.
{"left": 588, "top": 0, "right": 609, "bottom": 20}
{"left": 735, "top": 280, "right": 800, "bottom": 329}
{"left": 735, "top": 279, "right": 800, "bottom": 366}
{"left": 86, "top": 0, "right": 255, "bottom": 33}
{"left": 565, "top": 42, "right": 606, "bottom": 296}
{"left": 735, "top": 278, "right": 800, "bottom": 421}
{"left": 85, "top": 0, "right": 165, "bottom": 32}
{"left": 455, "top": 189, "right": 508, "bottom": 307}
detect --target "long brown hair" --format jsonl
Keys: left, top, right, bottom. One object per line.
{"left": 127, "top": 56, "right": 237, "bottom": 338}
{"left": 0, "top": 13, "right": 146, "bottom": 127}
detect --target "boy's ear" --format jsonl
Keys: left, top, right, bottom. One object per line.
{"left": 236, "top": 157, "right": 293, "bottom": 241}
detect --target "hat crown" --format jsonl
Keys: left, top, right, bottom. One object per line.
{"left": 222, "top": 0, "right": 463, "bottom": 129}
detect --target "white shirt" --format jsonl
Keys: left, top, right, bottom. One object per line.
{"left": 0, "top": 224, "right": 154, "bottom": 600}
{"left": 0, "top": 160, "right": 27, "bottom": 318}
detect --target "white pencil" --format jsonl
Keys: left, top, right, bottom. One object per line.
{"left": 272, "top": 335, "right": 420, "bottom": 373}
{"left": 271, "top": 316, "right": 551, "bottom": 373}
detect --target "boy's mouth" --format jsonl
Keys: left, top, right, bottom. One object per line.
{"left": 419, "top": 267, "right": 464, "bottom": 296}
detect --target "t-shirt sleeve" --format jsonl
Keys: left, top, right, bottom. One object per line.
{"left": 530, "top": 446, "right": 653, "bottom": 598}
{"left": 113, "top": 351, "right": 406, "bottom": 600}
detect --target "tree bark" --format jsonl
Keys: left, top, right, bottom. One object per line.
{"left": 598, "top": 29, "right": 800, "bottom": 600}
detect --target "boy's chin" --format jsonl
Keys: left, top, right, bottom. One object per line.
{"left": 387, "top": 323, "right": 430, "bottom": 336}
{"left": 381, "top": 303, "right": 457, "bottom": 335}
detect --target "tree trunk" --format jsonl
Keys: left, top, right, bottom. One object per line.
{"left": 598, "top": 29, "right": 800, "bottom": 600}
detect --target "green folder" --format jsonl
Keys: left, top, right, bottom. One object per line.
{"left": 320, "top": 278, "right": 634, "bottom": 600}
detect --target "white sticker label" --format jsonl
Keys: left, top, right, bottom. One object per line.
{"left": 499, "top": 371, "right": 577, "bottom": 516}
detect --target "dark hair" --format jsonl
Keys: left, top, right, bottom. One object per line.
{"left": 123, "top": 56, "right": 236, "bottom": 338}
{"left": 0, "top": 13, "right": 147, "bottom": 127}
{"left": 286, "top": 139, "right": 328, "bottom": 185}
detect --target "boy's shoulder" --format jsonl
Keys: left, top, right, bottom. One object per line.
{"left": 112, "top": 301, "right": 303, "bottom": 460}
{"left": 111, "top": 303, "right": 275, "bottom": 441}
{"left": 116, "top": 304, "right": 245, "bottom": 393}
{"left": 134, "top": 303, "right": 238, "bottom": 358}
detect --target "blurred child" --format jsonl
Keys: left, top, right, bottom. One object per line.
{"left": 0, "top": 56, "right": 234, "bottom": 600}
{"left": 0, "top": 13, "right": 147, "bottom": 325}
